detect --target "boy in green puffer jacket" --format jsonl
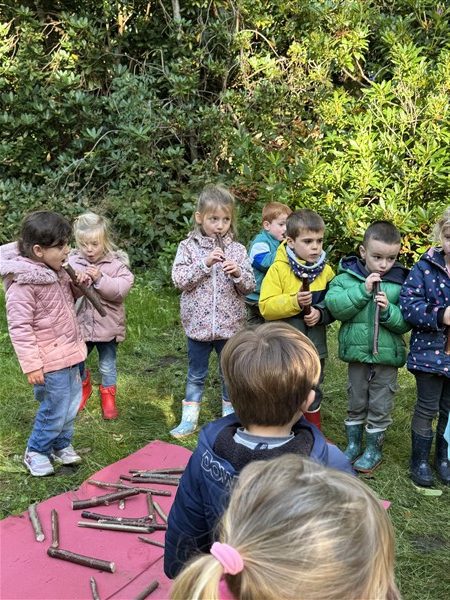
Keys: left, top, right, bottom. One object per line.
{"left": 325, "top": 221, "right": 410, "bottom": 472}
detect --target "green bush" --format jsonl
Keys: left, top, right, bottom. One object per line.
{"left": 1, "top": 2, "right": 448, "bottom": 281}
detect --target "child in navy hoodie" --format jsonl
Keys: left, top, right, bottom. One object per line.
{"left": 164, "top": 322, "right": 352, "bottom": 579}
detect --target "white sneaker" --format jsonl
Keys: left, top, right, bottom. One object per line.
{"left": 52, "top": 444, "right": 82, "bottom": 465}
{"left": 24, "top": 448, "right": 55, "bottom": 477}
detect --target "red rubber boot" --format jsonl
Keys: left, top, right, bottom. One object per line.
{"left": 78, "top": 369, "right": 92, "bottom": 412}
{"left": 304, "top": 408, "right": 321, "bottom": 431}
{"left": 99, "top": 384, "right": 118, "bottom": 420}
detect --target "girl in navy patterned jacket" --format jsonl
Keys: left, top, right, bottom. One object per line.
{"left": 400, "top": 207, "right": 450, "bottom": 487}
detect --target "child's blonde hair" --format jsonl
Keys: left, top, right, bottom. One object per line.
{"left": 74, "top": 212, "right": 130, "bottom": 266}
{"left": 171, "top": 455, "right": 400, "bottom": 600}
{"left": 432, "top": 206, "right": 450, "bottom": 244}
{"left": 194, "top": 184, "right": 237, "bottom": 237}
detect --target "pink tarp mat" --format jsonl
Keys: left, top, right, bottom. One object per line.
{"left": 0, "top": 440, "right": 192, "bottom": 600}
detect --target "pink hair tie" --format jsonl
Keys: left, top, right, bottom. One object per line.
{"left": 210, "top": 542, "right": 244, "bottom": 575}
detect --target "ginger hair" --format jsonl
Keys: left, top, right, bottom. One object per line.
{"left": 262, "top": 202, "right": 292, "bottom": 225}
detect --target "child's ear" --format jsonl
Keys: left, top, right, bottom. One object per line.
{"left": 32, "top": 244, "right": 44, "bottom": 259}
{"left": 301, "top": 388, "right": 316, "bottom": 413}
{"left": 262, "top": 220, "right": 271, "bottom": 232}
{"left": 194, "top": 212, "right": 203, "bottom": 225}
{"left": 286, "top": 236, "right": 295, "bottom": 249}
{"left": 359, "top": 244, "right": 366, "bottom": 259}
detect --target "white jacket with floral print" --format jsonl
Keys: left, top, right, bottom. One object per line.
{"left": 172, "top": 231, "right": 255, "bottom": 341}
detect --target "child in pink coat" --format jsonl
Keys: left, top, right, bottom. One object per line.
{"left": 0, "top": 211, "right": 87, "bottom": 476}
{"left": 171, "top": 184, "right": 255, "bottom": 438}
{"left": 69, "top": 212, "right": 134, "bottom": 419}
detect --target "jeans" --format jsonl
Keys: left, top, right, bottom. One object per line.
{"left": 28, "top": 365, "right": 82, "bottom": 455}
{"left": 80, "top": 340, "right": 117, "bottom": 387}
{"left": 185, "top": 338, "right": 229, "bottom": 403}
{"left": 412, "top": 371, "right": 450, "bottom": 436}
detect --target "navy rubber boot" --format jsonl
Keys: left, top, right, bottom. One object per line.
{"left": 410, "top": 431, "right": 434, "bottom": 487}
{"left": 435, "top": 433, "right": 450, "bottom": 485}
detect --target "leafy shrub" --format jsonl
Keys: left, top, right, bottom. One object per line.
{"left": 1, "top": 1, "right": 448, "bottom": 282}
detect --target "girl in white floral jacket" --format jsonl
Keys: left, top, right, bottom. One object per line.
{"left": 171, "top": 185, "right": 255, "bottom": 437}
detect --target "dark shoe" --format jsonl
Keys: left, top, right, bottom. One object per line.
{"left": 435, "top": 433, "right": 450, "bottom": 485}
{"left": 79, "top": 369, "right": 92, "bottom": 412}
{"left": 343, "top": 422, "right": 364, "bottom": 463}
{"left": 354, "top": 429, "right": 384, "bottom": 473}
{"left": 99, "top": 384, "right": 118, "bottom": 420}
{"left": 410, "top": 431, "right": 434, "bottom": 487}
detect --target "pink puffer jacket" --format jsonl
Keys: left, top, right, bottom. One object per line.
{"left": 0, "top": 242, "right": 86, "bottom": 374}
{"left": 68, "top": 250, "right": 134, "bottom": 343}
{"left": 172, "top": 231, "right": 255, "bottom": 341}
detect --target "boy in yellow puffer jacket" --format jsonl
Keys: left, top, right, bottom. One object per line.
{"left": 259, "top": 209, "right": 335, "bottom": 430}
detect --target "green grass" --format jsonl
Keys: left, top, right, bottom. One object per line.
{"left": 0, "top": 281, "right": 449, "bottom": 600}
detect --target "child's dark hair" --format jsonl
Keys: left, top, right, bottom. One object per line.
{"left": 221, "top": 322, "right": 320, "bottom": 427}
{"left": 362, "top": 221, "right": 401, "bottom": 246}
{"left": 18, "top": 211, "right": 72, "bottom": 259}
{"left": 286, "top": 209, "right": 325, "bottom": 240}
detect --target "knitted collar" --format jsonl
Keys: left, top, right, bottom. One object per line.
{"left": 286, "top": 246, "right": 327, "bottom": 282}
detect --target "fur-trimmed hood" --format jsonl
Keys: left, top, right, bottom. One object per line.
{"left": 0, "top": 242, "right": 59, "bottom": 287}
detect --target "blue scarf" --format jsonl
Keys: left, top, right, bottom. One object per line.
{"left": 286, "top": 246, "right": 327, "bottom": 282}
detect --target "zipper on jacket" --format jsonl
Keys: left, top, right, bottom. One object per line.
{"left": 212, "top": 264, "right": 217, "bottom": 338}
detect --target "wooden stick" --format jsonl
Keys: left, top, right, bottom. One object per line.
{"left": 28, "top": 503, "right": 45, "bottom": 542}
{"left": 81, "top": 511, "right": 150, "bottom": 524}
{"left": 373, "top": 280, "right": 381, "bottom": 355}
{"left": 301, "top": 274, "right": 311, "bottom": 315}
{"left": 215, "top": 233, "right": 225, "bottom": 252}
{"left": 146, "top": 493, "right": 155, "bottom": 522}
{"left": 445, "top": 327, "right": 450, "bottom": 355}
{"left": 138, "top": 536, "right": 165, "bottom": 548}
{"left": 120, "top": 475, "right": 179, "bottom": 486}
{"left": 129, "top": 468, "right": 185, "bottom": 475}
{"left": 51, "top": 509, "right": 59, "bottom": 548}
{"left": 87, "top": 479, "right": 171, "bottom": 496}
{"left": 63, "top": 264, "right": 107, "bottom": 317}
{"left": 130, "top": 473, "right": 181, "bottom": 480}
{"left": 134, "top": 580, "right": 159, "bottom": 600}
{"left": 72, "top": 489, "right": 139, "bottom": 510}
{"left": 47, "top": 547, "right": 115, "bottom": 573}
{"left": 117, "top": 479, "right": 126, "bottom": 510}
{"left": 90, "top": 576, "right": 100, "bottom": 600}
{"left": 78, "top": 521, "right": 155, "bottom": 533}
{"left": 153, "top": 500, "right": 168, "bottom": 524}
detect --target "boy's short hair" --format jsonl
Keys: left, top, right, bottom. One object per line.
{"left": 362, "top": 221, "right": 401, "bottom": 246}
{"left": 262, "top": 202, "right": 292, "bottom": 225}
{"left": 286, "top": 209, "right": 324, "bottom": 240}
{"left": 221, "top": 322, "right": 321, "bottom": 427}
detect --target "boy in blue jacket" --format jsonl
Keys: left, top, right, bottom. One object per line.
{"left": 164, "top": 322, "right": 353, "bottom": 579}
{"left": 246, "top": 202, "right": 292, "bottom": 324}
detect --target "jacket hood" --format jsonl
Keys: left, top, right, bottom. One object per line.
{"left": 199, "top": 413, "right": 331, "bottom": 465}
{"left": 339, "top": 254, "right": 409, "bottom": 285}
{"left": 0, "top": 242, "right": 58, "bottom": 285}
{"left": 421, "top": 247, "right": 447, "bottom": 273}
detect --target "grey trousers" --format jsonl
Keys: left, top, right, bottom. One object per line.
{"left": 346, "top": 362, "right": 398, "bottom": 431}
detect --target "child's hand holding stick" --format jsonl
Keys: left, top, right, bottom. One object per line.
{"left": 300, "top": 274, "right": 311, "bottom": 315}
{"left": 63, "top": 263, "right": 107, "bottom": 316}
